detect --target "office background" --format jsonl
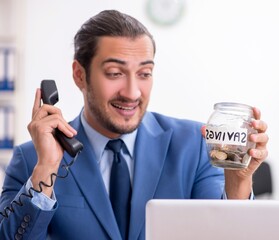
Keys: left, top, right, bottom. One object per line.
{"left": 0, "top": 0, "right": 278, "bottom": 199}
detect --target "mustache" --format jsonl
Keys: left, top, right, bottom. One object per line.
{"left": 112, "top": 96, "right": 141, "bottom": 104}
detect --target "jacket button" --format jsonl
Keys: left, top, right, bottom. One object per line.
{"left": 21, "top": 221, "right": 28, "bottom": 228}
{"left": 23, "top": 215, "right": 31, "bottom": 222}
{"left": 17, "top": 227, "right": 25, "bottom": 234}
{"left": 15, "top": 233, "right": 22, "bottom": 240}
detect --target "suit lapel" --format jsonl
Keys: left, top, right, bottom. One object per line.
{"left": 67, "top": 112, "right": 172, "bottom": 240}
{"left": 128, "top": 113, "right": 173, "bottom": 240}
{"left": 64, "top": 115, "right": 122, "bottom": 240}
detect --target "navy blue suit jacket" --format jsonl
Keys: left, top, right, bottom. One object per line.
{"left": 0, "top": 111, "right": 224, "bottom": 239}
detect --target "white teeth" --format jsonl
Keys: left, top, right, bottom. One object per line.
{"left": 113, "top": 103, "right": 134, "bottom": 110}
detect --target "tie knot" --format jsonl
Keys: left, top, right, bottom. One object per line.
{"left": 106, "top": 139, "right": 123, "bottom": 154}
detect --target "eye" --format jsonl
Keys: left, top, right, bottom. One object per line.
{"left": 139, "top": 72, "right": 152, "bottom": 80}
{"left": 105, "top": 72, "right": 124, "bottom": 79}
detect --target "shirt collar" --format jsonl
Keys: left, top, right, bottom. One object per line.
{"left": 80, "top": 111, "right": 137, "bottom": 162}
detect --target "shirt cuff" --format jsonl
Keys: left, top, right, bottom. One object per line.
{"left": 26, "top": 178, "right": 57, "bottom": 210}
{"left": 222, "top": 190, "right": 254, "bottom": 200}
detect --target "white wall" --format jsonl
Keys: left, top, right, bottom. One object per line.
{"left": 13, "top": 0, "right": 279, "bottom": 198}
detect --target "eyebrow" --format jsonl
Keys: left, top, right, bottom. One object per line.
{"left": 102, "top": 58, "right": 155, "bottom": 66}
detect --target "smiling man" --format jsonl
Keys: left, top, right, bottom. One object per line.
{"left": 74, "top": 36, "right": 154, "bottom": 138}
{"left": 0, "top": 10, "right": 269, "bottom": 240}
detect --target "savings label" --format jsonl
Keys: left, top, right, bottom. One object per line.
{"left": 205, "top": 126, "right": 248, "bottom": 146}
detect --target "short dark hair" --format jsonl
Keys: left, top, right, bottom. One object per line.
{"left": 74, "top": 10, "right": 156, "bottom": 77}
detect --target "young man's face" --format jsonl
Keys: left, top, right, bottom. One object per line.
{"left": 78, "top": 35, "right": 155, "bottom": 138}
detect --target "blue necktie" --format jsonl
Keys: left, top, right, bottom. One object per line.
{"left": 107, "top": 139, "right": 131, "bottom": 240}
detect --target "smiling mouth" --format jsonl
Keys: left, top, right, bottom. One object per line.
{"left": 111, "top": 103, "right": 137, "bottom": 111}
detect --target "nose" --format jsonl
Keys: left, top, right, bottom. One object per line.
{"left": 119, "top": 76, "right": 141, "bottom": 100}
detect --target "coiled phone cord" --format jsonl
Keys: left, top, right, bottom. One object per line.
{"left": 0, "top": 151, "right": 81, "bottom": 219}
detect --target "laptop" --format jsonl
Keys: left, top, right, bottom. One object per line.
{"left": 146, "top": 199, "right": 279, "bottom": 240}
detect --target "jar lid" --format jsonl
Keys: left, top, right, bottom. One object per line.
{"left": 214, "top": 102, "right": 254, "bottom": 115}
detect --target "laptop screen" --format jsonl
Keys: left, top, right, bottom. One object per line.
{"left": 146, "top": 199, "right": 279, "bottom": 240}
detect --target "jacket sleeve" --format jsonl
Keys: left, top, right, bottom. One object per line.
{"left": 191, "top": 138, "right": 225, "bottom": 199}
{"left": 0, "top": 145, "right": 57, "bottom": 239}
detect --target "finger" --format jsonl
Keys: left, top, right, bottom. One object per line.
{"left": 39, "top": 113, "right": 77, "bottom": 136}
{"left": 57, "top": 122, "right": 77, "bottom": 137}
{"left": 250, "top": 132, "right": 269, "bottom": 145}
{"left": 249, "top": 148, "right": 268, "bottom": 161}
{"left": 201, "top": 125, "right": 206, "bottom": 137}
{"left": 35, "top": 104, "right": 61, "bottom": 118}
{"left": 32, "top": 88, "right": 42, "bottom": 118}
{"left": 252, "top": 107, "right": 261, "bottom": 120}
{"left": 32, "top": 104, "right": 64, "bottom": 123}
{"left": 251, "top": 119, "right": 268, "bottom": 133}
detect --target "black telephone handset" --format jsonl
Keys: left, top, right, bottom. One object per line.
{"left": 41, "top": 80, "right": 83, "bottom": 157}
{"left": 0, "top": 80, "right": 83, "bottom": 219}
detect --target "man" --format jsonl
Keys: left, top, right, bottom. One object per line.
{"left": 0, "top": 10, "right": 268, "bottom": 240}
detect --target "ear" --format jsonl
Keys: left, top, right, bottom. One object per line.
{"left": 72, "top": 60, "right": 86, "bottom": 90}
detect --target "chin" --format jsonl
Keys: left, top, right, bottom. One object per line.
{"left": 111, "top": 119, "right": 141, "bottom": 134}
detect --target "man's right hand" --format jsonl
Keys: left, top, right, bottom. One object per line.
{"left": 27, "top": 88, "right": 77, "bottom": 197}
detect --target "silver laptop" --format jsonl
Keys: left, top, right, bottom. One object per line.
{"left": 146, "top": 199, "right": 279, "bottom": 240}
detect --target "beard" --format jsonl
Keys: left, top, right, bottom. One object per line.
{"left": 86, "top": 84, "right": 146, "bottom": 135}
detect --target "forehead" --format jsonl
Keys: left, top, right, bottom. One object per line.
{"left": 94, "top": 36, "right": 155, "bottom": 63}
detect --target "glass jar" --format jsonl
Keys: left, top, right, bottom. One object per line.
{"left": 205, "top": 102, "right": 257, "bottom": 169}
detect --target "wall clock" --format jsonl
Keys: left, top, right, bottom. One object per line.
{"left": 146, "top": 0, "right": 185, "bottom": 26}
